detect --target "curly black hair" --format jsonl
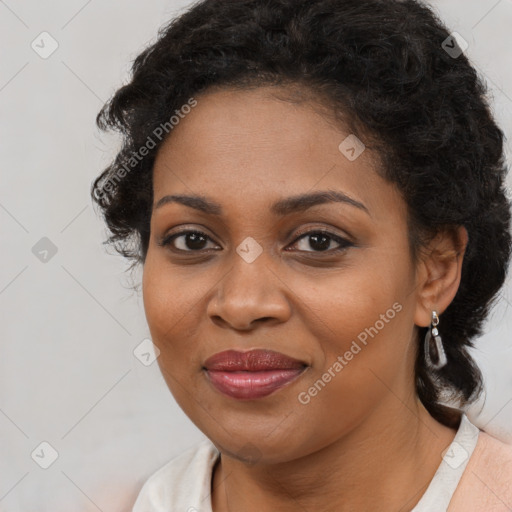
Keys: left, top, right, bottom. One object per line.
{"left": 91, "top": 0, "right": 512, "bottom": 428}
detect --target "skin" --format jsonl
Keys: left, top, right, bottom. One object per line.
{"left": 142, "top": 85, "right": 468, "bottom": 511}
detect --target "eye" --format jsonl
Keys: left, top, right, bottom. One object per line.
{"left": 289, "top": 229, "right": 353, "bottom": 253}
{"left": 158, "top": 228, "right": 353, "bottom": 254}
{"left": 158, "top": 230, "right": 220, "bottom": 252}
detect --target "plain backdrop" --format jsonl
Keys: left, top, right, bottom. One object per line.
{"left": 1, "top": 0, "right": 512, "bottom": 510}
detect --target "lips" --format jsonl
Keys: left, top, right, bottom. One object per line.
{"left": 203, "top": 349, "right": 307, "bottom": 371}
{"left": 203, "top": 349, "right": 308, "bottom": 400}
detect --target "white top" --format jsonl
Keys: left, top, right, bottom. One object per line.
{"left": 132, "top": 413, "right": 480, "bottom": 512}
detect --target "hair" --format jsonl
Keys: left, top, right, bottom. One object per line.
{"left": 91, "top": 0, "right": 512, "bottom": 428}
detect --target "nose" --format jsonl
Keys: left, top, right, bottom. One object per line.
{"left": 206, "top": 250, "right": 292, "bottom": 331}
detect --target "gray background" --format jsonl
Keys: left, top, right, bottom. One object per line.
{"left": 1, "top": 0, "right": 511, "bottom": 510}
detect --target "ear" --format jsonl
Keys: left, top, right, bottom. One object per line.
{"left": 414, "top": 225, "right": 468, "bottom": 327}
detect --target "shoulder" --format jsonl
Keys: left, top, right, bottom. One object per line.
{"left": 449, "top": 430, "right": 512, "bottom": 511}
{"left": 132, "top": 437, "right": 220, "bottom": 512}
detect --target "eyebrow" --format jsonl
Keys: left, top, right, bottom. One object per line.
{"left": 153, "top": 189, "right": 370, "bottom": 217}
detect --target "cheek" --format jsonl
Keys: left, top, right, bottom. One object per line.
{"left": 142, "top": 253, "right": 190, "bottom": 354}
{"left": 290, "top": 250, "right": 414, "bottom": 391}
{"left": 141, "top": 251, "right": 214, "bottom": 379}
{"left": 304, "top": 285, "right": 408, "bottom": 379}
{"left": 142, "top": 260, "right": 170, "bottom": 338}
{"left": 290, "top": 296, "right": 412, "bottom": 449}
{"left": 297, "top": 259, "right": 407, "bottom": 343}
{"left": 142, "top": 258, "right": 206, "bottom": 410}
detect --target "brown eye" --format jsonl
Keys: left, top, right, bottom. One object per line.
{"left": 158, "top": 228, "right": 353, "bottom": 255}
{"left": 289, "top": 230, "right": 353, "bottom": 253}
{"left": 159, "top": 230, "right": 219, "bottom": 252}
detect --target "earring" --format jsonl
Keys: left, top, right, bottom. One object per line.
{"left": 424, "top": 310, "right": 448, "bottom": 370}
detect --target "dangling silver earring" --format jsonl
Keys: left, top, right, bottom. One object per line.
{"left": 424, "top": 310, "right": 447, "bottom": 370}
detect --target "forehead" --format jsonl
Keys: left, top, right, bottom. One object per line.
{"left": 152, "top": 86, "right": 400, "bottom": 218}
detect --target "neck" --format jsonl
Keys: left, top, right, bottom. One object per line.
{"left": 211, "top": 396, "right": 459, "bottom": 512}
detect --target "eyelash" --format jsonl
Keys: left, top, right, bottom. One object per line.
{"left": 158, "top": 228, "right": 353, "bottom": 255}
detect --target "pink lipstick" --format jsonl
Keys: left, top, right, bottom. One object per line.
{"left": 203, "top": 349, "right": 308, "bottom": 400}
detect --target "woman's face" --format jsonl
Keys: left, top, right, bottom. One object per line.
{"left": 143, "top": 86, "right": 425, "bottom": 463}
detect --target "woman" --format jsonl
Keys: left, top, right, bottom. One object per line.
{"left": 91, "top": 0, "right": 512, "bottom": 510}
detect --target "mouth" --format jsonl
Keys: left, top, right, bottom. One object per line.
{"left": 203, "top": 349, "right": 309, "bottom": 400}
